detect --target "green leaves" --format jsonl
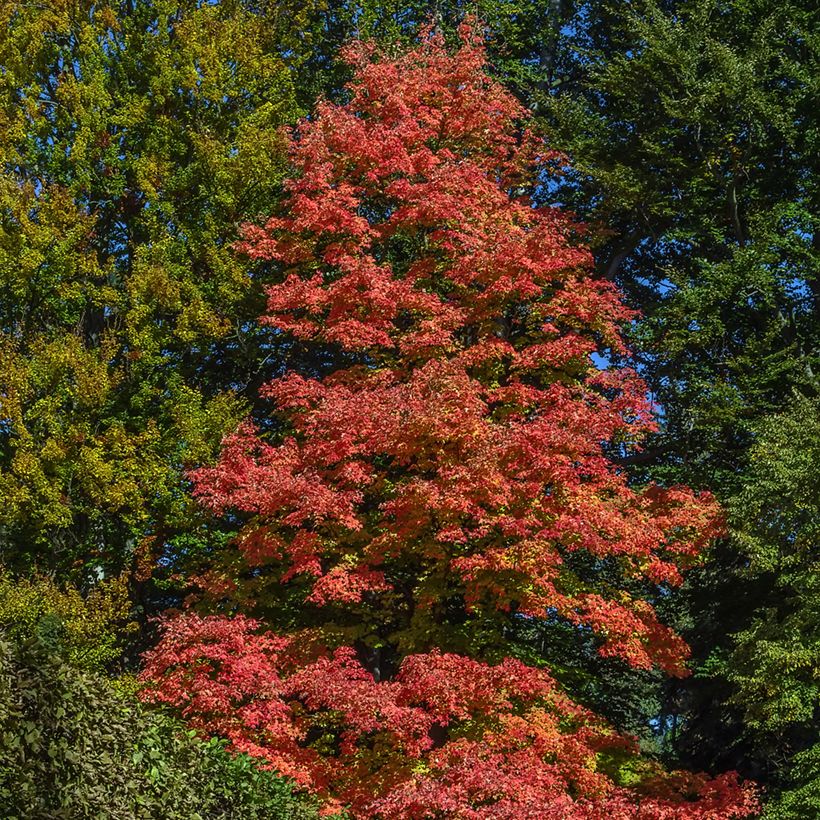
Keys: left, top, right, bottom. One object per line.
{"left": 0, "top": 628, "right": 319, "bottom": 819}
{"left": 0, "top": 0, "right": 304, "bottom": 578}
{"left": 0, "top": 567, "right": 134, "bottom": 673}
{"left": 716, "top": 398, "right": 820, "bottom": 809}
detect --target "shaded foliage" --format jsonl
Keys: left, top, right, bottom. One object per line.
{"left": 0, "top": 628, "right": 319, "bottom": 819}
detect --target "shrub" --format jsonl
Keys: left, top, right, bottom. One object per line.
{"left": 0, "top": 629, "right": 319, "bottom": 819}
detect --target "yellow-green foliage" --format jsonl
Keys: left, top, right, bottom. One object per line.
{"left": 0, "top": 0, "right": 314, "bottom": 577}
{"left": 0, "top": 568, "right": 134, "bottom": 672}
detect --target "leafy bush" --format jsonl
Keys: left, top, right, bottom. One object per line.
{"left": 0, "top": 568, "right": 134, "bottom": 672}
{"left": 0, "top": 630, "right": 319, "bottom": 819}
{"left": 762, "top": 744, "right": 820, "bottom": 819}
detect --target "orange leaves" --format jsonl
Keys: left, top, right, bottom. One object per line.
{"left": 142, "top": 615, "right": 757, "bottom": 818}
{"left": 161, "top": 25, "right": 755, "bottom": 818}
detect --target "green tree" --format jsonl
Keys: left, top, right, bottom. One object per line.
{"left": 536, "top": 0, "right": 819, "bottom": 493}
{"left": 709, "top": 397, "right": 820, "bottom": 815}
{"left": 0, "top": 0, "right": 314, "bottom": 579}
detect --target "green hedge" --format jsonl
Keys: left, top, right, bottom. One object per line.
{"left": 0, "top": 630, "right": 319, "bottom": 819}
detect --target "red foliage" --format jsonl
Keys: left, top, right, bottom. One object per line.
{"left": 142, "top": 24, "right": 755, "bottom": 818}
{"left": 192, "top": 21, "right": 720, "bottom": 675}
{"left": 142, "top": 613, "right": 756, "bottom": 818}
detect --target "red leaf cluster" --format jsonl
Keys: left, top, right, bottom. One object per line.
{"left": 141, "top": 613, "right": 757, "bottom": 818}
{"left": 143, "top": 24, "right": 755, "bottom": 818}
{"left": 192, "top": 24, "right": 721, "bottom": 676}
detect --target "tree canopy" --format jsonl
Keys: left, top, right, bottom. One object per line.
{"left": 1, "top": 0, "right": 817, "bottom": 816}
{"left": 140, "top": 29, "right": 756, "bottom": 818}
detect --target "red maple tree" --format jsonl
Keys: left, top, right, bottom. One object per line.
{"left": 141, "top": 25, "right": 756, "bottom": 818}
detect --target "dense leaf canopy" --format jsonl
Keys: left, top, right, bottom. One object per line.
{"left": 0, "top": 0, "right": 305, "bottom": 577}
{"left": 0, "top": 0, "right": 816, "bottom": 815}
{"left": 141, "top": 29, "right": 757, "bottom": 818}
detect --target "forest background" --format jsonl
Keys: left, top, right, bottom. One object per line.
{"left": 0, "top": 1, "right": 817, "bottom": 817}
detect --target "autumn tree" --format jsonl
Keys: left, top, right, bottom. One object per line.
{"left": 141, "top": 27, "right": 757, "bottom": 818}
{"left": 336, "top": 3, "right": 820, "bottom": 799}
